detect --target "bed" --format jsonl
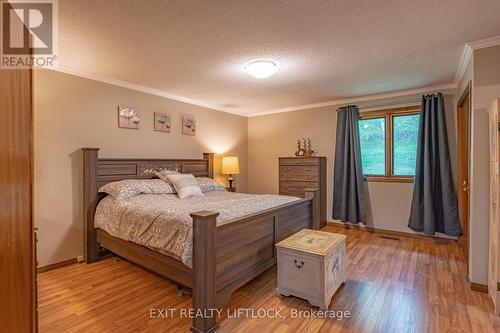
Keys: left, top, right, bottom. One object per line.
{"left": 82, "top": 148, "right": 320, "bottom": 333}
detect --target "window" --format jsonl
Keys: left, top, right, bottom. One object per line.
{"left": 358, "top": 107, "right": 420, "bottom": 182}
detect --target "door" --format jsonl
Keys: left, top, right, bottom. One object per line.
{"left": 0, "top": 68, "right": 36, "bottom": 329}
{"left": 456, "top": 82, "right": 471, "bottom": 266}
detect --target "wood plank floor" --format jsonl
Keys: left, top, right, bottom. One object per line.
{"left": 38, "top": 226, "right": 500, "bottom": 332}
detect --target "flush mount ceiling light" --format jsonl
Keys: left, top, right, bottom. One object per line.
{"left": 244, "top": 59, "right": 279, "bottom": 79}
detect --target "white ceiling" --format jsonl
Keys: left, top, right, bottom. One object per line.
{"left": 57, "top": 0, "right": 500, "bottom": 116}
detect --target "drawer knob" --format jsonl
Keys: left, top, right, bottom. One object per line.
{"left": 306, "top": 168, "right": 311, "bottom": 172}
{"left": 294, "top": 259, "right": 304, "bottom": 269}
{"left": 305, "top": 175, "right": 311, "bottom": 180}
{"left": 282, "top": 185, "right": 288, "bottom": 189}
{"left": 295, "top": 160, "right": 299, "bottom": 163}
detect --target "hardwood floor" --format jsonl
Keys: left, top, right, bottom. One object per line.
{"left": 38, "top": 226, "right": 500, "bottom": 332}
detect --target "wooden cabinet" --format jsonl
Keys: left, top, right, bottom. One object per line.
{"left": 488, "top": 98, "right": 500, "bottom": 314}
{"left": 276, "top": 229, "right": 346, "bottom": 310}
{"left": 279, "top": 157, "right": 326, "bottom": 227}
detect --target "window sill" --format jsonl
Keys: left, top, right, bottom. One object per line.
{"left": 364, "top": 176, "right": 414, "bottom": 183}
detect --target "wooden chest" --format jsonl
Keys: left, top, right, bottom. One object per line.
{"left": 279, "top": 157, "right": 326, "bottom": 227}
{"left": 276, "top": 229, "right": 346, "bottom": 310}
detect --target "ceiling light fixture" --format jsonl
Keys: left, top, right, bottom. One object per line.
{"left": 244, "top": 59, "right": 279, "bottom": 79}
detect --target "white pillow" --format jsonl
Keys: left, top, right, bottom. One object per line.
{"left": 196, "top": 177, "right": 227, "bottom": 193}
{"left": 153, "top": 169, "right": 179, "bottom": 184}
{"left": 167, "top": 174, "right": 203, "bottom": 199}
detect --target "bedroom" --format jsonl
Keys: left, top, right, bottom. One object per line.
{"left": 2, "top": 0, "right": 500, "bottom": 332}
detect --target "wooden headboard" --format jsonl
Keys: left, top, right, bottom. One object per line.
{"left": 81, "top": 147, "right": 214, "bottom": 261}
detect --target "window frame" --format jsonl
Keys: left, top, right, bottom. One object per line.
{"left": 358, "top": 106, "right": 420, "bottom": 183}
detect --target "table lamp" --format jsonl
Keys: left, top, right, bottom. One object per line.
{"left": 221, "top": 156, "right": 240, "bottom": 190}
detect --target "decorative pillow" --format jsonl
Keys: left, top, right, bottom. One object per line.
{"left": 196, "top": 177, "right": 227, "bottom": 193}
{"left": 99, "top": 179, "right": 175, "bottom": 201}
{"left": 167, "top": 174, "right": 203, "bottom": 199}
{"left": 153, "top": 169, "right": 179, "bottom": 184}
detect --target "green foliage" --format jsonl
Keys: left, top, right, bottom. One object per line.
{"left": 358, "top": 114, "right": 420, "bottom": 176}
{"left": 393, "top": 115, "right": 419, "bottom": 175}
{"left": 359, "top": 118, "right": 386, "bottom": 175}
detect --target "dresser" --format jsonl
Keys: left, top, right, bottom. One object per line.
{"left": 488, "top": 97, "right": 500, "bottom": 314}
{"left": 276, "top": 229, "right": 346, "bottom": 310}
{"left": 279, "top": 157, "right": 326, "bottom": 227}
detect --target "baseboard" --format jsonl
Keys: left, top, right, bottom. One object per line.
{"left": 37, "top": 257, "right": 78, "bottom": 273}
{"left": 469, "top": 281, "right": 489, "bottom": 294}
{"left": 326, "top": 221, "right": 457, "bottom": 241}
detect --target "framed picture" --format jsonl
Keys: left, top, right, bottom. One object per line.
{"left": 154, "top": 112, "right": 171, "bottom": 133}
{"left": 118, "top": 106, "right": 140, "bottom": 129}
{"left": 182, "top": 114, "right": 196, "bottom": 136}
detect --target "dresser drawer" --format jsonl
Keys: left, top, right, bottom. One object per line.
{"left": 280, "top": 165, "right": 319, "bottom": 175}
{"left": 280, "top": 158, "right": 320, "bottom": 166}
{"left": 280, "top": 181, "right": 319, "bottom": 192}
{"left": 280, "top": 173, "right": 319, "bottom": 182}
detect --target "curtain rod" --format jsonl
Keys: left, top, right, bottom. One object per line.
{"left": 337, "top": 93, "right": 448, "bottom": 111}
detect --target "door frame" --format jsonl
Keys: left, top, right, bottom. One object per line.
{"left": 456, "top": 81, "right": 472, "bottom": 273}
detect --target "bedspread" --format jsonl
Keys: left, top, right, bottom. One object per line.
{"left": 94, "top": 191, "right": 300, "bottom": 267}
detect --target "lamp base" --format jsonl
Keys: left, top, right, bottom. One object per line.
{"left": 228, "top": 175, "right": 234, "bottom": 190}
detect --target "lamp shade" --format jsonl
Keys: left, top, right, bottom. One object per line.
{"left": 221, "top": 156, "right": 240, "bottom": 175}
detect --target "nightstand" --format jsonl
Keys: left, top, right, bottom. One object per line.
{"left": 226, "top": 187, "right": 236, "bottom": 192}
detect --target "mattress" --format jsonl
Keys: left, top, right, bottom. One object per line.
{"left": 94, "top": 191, "right": 300, "bottom": 268}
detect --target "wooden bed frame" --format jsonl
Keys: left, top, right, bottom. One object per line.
{"left": 82, "top": 148, "right": 320, "bottom": 333}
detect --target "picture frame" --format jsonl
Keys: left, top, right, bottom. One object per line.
{"left": 118, "top": 106, "right": 140, "bottom": 129}
{"left": 182, "top": 114, "right": 196, "bottom": 136}
{"left": 154, "top": 112, "right": 171, "bottom": 133}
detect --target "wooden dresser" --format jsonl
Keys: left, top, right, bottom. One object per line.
{"left": 279, "top": 157, "right": 326, "bottom": 227}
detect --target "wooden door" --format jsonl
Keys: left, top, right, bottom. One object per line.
{"left": 0, "top": 67, "right": 36, "bottom": 330}
{"left": 457, "top": 83, "right": 471, "bottom": 265}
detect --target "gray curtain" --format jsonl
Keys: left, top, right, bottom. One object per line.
{"left": 333, "top": 105, "right": 366, "bottom": 224}
{"left": 408, "top": 93, "right": 462, "bottom": 236}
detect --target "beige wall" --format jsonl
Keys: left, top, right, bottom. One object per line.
{"left": 34, "top": 69, "right": 248, "bottom": 266}
{"left": 247, "top": 106, "right": 336, "bottom": 215}
{"left": 248, "top": 92, "right": 457, "bottom": 234}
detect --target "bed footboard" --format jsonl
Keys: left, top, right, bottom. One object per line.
{"left": 190, "top": 188, "right": 319, "bottom": 333}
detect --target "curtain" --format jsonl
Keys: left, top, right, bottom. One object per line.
{"left": 333, "top": 105, "right": 366, "bottom": 224}
{"left": 408, "top": 93, "right": 462, "bottom": 236}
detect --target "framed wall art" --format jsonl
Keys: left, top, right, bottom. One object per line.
{"left": 118, "top": 106, "right": 140, "bottom": 129}
{"left": 154, "top": 112, "right": 171, "bottom": 133}
{"left": 182, "top": 114, "right": 196, "bottom": 136}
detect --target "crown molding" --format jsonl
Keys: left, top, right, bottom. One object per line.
{"left": 468, "top": 35, "right": 500, "bottom": 50}
{"left": 247, "top": 82, "right": 457, "bottom": 117}
{"left": 455, "top": 35, "right": 500, "bottom": 85}
{"left": 455, "top": 44, "right": 473, "bottom": 85}
{"left": 38, "top": 36, "right": 500, "bottom": 118}
{"left": 36, "top": 65, "right": 245, "bottom": 116}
